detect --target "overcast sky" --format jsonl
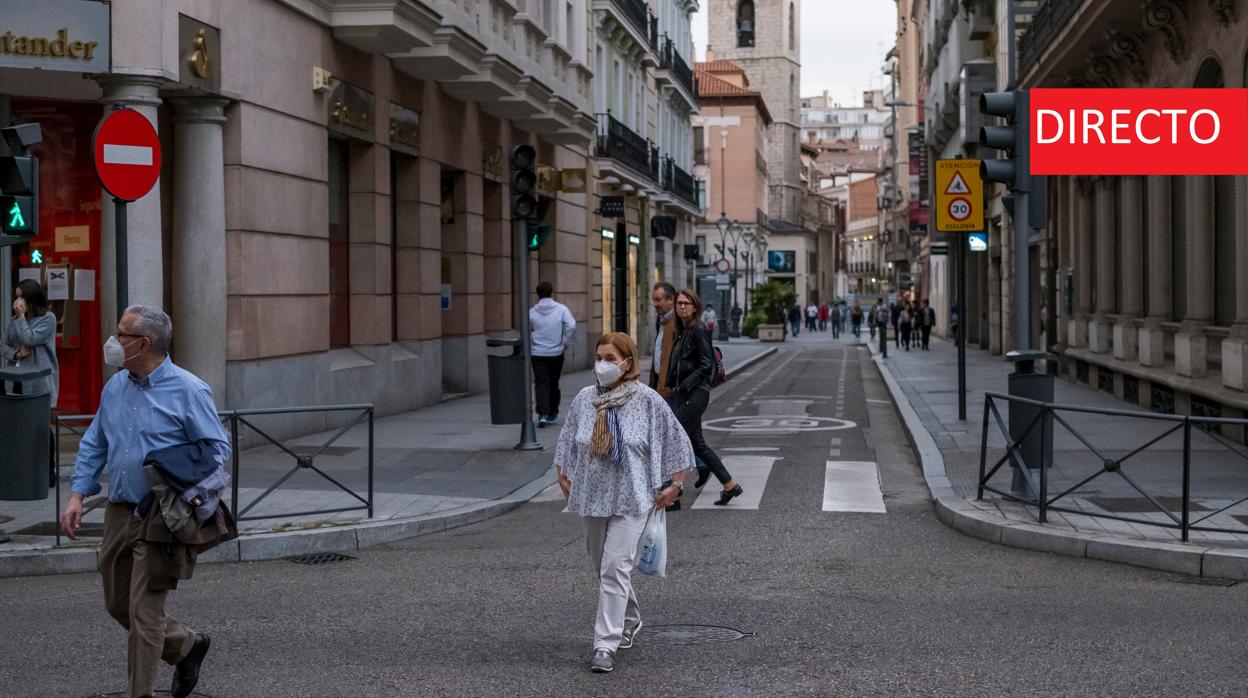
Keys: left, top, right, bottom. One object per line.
{"left": 691, "top": 1, "right": 896, "bottom": 107}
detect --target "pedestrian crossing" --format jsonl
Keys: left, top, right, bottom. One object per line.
{"left": 555, "top": 456, "right": 887, "bottom": 514}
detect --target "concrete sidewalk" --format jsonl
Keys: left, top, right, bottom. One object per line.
{"left": 869, "top": 334, "right": 1248, "bottom": 580}
{"left": 0, "top": 339, "right": 778, "bottom": 577}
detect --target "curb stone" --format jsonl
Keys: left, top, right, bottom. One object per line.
{"left": 0, "top": 348, "right": 779, "bottom": 579}
{"left": 867, "top": 342, "right": 1248, "bottom": 582}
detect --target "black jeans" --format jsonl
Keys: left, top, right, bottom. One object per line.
{"left": 920, "top": 325, "right": 932, "bottom": 349}
{"left": 667, "top": 389, "right": 733, "bottom": 486}
{"left": 900, "top": 323, "right": 912, "bottom": 349}
{"left": 531, "top": 354, "right": 565, "bottom": 417}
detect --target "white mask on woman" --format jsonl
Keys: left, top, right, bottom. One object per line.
{"left": 594, "top": 358, "right": 628, "bottom": 387}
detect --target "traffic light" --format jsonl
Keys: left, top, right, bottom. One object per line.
{"left": 509, "top": 144, "right": 538, "bottom": 221}
{"left": 526, "top": 224, "right": 552, "bottom": 251}
{"left": 0, "top": 154, "right": 37, "bottom": 236}
{"left": 979, "top": 90, "right": 1046, "bottom": 228}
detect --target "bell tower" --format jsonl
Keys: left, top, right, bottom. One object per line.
{"left": 708, "top": 0, "right": 802, "bottom": 226}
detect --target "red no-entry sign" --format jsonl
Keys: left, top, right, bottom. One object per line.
{"left": 92, "top": 108, "right": 161, "bottom": 202}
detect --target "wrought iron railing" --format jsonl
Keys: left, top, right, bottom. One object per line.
{"left": 648, "top": 142, "right": 661, "bottom": 182}
{"left": 595, "top": 112, "right": 652, "bottom": 176}
{"left": 649, "top": 12, "right": 660, "bottom": 53}
{"left": 608, "top": 0, "right": 650, "bottom": 39}
{"left": 977, "top": 392, "right": 1248, "bottom": 542}
{"left": 662, "top": 156, "right": 697, "bottom": 207}
{"left": 51, "top": 404, "right": 375, "bottom": 545}
{"left": 1018, "top": 0, "right": 1085, "bottom": 74}
{"left": 660, "top": 36, "right": 697, "bottom": 101}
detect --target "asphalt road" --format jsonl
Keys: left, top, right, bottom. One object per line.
{"left": 3, "top": 336, "right": 1246, "bottom": 697}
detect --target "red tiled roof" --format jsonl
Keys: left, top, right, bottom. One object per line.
{"left": 696, "top": 70, "right": 753, "bottom": 97}
{"left": 696, "top": 59, "right": 746, "bottom": 73}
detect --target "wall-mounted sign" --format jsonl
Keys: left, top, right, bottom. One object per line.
{"left": 389, "top": 104, "right": 421, "bottom": 156}
{"left": 600, "top": 228, "right": 615, "bottom": 240}
{"left": 968, "top": 232, "right": 988, "bottom": 252}
{"left": 178, "top": 15, "right": 221, "bottom": 93}
{"left": 482, "top": 142, "right": 503, "bottom": 183}
{"left": 327, "top": 79, "right": 374, "bottom": 141}
{"left": 0, "top": 0, "right": 110, "bottom": 74}
{"left": 560, "top": 168, "right": 588, "bottom": 193}
{"left": 934, "top": 159, "right": 983, "bottom": 233}
{"left": 55, "top": 225, "right": 90, "bottom": 252}
{"left": 537, "top": 165, "right": 558, "bottom": 197}
{"left": 599, "top": 196, "right": 624, "bottom": 218}
{"left": 767, "top": 250, "right": 796, "bottom": 274}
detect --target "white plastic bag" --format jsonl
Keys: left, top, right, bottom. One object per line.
{"left": 635, "top": 507, "right": 668, "bottom": 577}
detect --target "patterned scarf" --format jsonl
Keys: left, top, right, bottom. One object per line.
{"left": 590, "top": 379, "right": 642, "bottom": 464}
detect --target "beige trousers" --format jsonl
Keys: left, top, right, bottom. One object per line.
{"left": 583, "top": 511, "right": 649, "bottom": 652}
{"left": 100, "top": 502, "right": 197, "bottom": 697}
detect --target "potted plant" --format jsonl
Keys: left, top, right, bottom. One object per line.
{"left": 749, "top": 281, "right": 795, "bottom": 342}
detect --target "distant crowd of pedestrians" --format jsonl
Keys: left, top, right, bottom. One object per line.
{"left": 781, "top": 298, "right": 939, "bottom": 351}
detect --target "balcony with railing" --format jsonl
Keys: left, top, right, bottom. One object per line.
{"left": 661, "top": 156, "right": 698, "bottom": 208}
{"left": 649, "top": 142, "right": 660, "bottom": 182}
{"left": 595, "top": 113, "right": 652, "bottom": 177}
{"left": 1018, "top": 0, "right": 1084, "bottom": 75}
{"left": 657, "top": 36, "right": 698, "bottom": 107}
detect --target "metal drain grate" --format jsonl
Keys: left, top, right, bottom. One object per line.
{"left": 287, "top": 552, "right": 355, "bottom": 565}
{"left": 14, "top": 522, "right": 105, "bottom": 537}
{"left": 1087, "top": 496, "right": 1209, "bottom": 513}
{"left": 646, "top": 624, "right": 754, "bottom": 645}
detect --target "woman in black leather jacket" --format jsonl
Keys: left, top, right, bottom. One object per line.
{"left": 665, "top": 289, "right": 742, "bottom": 505}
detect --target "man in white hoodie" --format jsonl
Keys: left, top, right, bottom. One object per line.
{"left": 530, "top": 281, "right": 576, "bottom": 426}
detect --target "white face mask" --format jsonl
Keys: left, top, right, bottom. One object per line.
{"left": 594, "top": 359, "right": 628, "bottom": 387}
{"left": 104, "top": 335, "right": 140, "bottom": 368}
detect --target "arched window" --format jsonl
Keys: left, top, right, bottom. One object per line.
{"left": 737, "top": 0, "right": 755, "bottom": 48}
{"left": 789, "top": 3, "right": 796, "bottom": 52}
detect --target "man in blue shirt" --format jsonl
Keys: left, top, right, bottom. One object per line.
{"left": 61, "top": 305, "right": 228, "bottom": 698}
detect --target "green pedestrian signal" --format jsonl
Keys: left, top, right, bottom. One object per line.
{"left": 0, "top": 195, "right": 34, "bottom": 235}
{"left": 527, "top": 224, "right": 551, "bottom": 251}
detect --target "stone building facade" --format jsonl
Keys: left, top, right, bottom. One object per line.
{"left": 0, "top": 0, "right": 601, "bottom": 432}
{"left": 1020, "top": 0, "right": 1248, "bottom": 429}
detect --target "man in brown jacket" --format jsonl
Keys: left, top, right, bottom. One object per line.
{"left": 649, "top": 282, "right": 679, "bottom": 397}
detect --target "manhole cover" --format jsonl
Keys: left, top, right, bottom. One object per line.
{"left": 13, "top": 522, "right": 105, "bottom": 537}
{"left": 646, "top": 624, "right": 754, "bottom": 645}
{"left": 287, "top": 551, "right": 355, "bottom": 565}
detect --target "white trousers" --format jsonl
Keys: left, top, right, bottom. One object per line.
{"left": 583, "top": 511, "right": 649, "bottom": 652}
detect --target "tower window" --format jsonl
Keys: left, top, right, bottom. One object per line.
{"left": 737, "top": 0, "right": 755, "bottom": 47}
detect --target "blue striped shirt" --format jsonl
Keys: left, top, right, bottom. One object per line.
{"left": 71, "top": 357, "right": 230, "bottom": 505}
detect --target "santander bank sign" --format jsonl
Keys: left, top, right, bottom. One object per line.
{"left": 1029, "top": 88, "right": 1248, "bottom": 175}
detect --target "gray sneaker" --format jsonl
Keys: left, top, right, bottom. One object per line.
{"left": 619, "top": 620, "right": 643, "bottom": 649}
{"left": 590, "top": 648, "right": 615, "bottom": 673}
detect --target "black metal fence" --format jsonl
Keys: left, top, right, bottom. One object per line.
{"left": 977, "top": 391, "right": 1248, "bottom": 542}
{"left": 1018, "top": 0, "right": 1085, "bottom": 75}
{"left": 660, "top": 36, "right": 697, "bottom": 100}
{"left": 662, "top": 156, "right": 698, "bottom": 207}
{"left": 51, "top": 404, "right": 374, "bottom": 546}
{"left": 609, "top": 0, "right": 650, "bottom": 39}
{"left": 595, "top": 112, "right": 652, "bottom": 176}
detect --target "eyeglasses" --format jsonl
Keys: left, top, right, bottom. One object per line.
{"left": 675, "top": 301, "right": 693, "bottom": 307}
{"left": 115, "top": 332, "right": 146, "bottom": 340}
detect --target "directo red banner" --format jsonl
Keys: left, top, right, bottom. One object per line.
{"left": 1029, "top": 88, "right": 1248, "bottom": 175}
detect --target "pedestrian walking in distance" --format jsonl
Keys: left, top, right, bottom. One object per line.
{"left": 530, "top": 281, "right": 576, "bottom": 427}
{"left": 555, "top": 332, "right": 694, "bottom": 674}
{"left": 830, "top": 303, "right": 841, "bottom": 339}
{"left": 851, "top": 302, "right": 863, "bottom": 338}
{"left": 806, "top": 303, "right": 818, "bottom": 333}
{"left": 667, "top": 289, "right": 742, "bottom": 505}
{"left": 891, "top": 301, "right": 901, "bottom": 348}
{"left": 701, "top": 302, "right": 718, "bottom": 335}
{"left": 899, "top": 302, "right": 913, "bottom": 351}
{"left": 61, "top": 305, "right": 235, "bottom": 698}
{"left": 920, "top": 299, "right": 935, "bottom": 350}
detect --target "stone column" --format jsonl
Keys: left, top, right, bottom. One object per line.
{"left": 170, "top": 97, "right": 229, "bottom": 406}
{"left": 1223, "top": 176, "right": 1248, "bottom": 389}
{"left": 1139, "top": 176, "right": 1171, "bottom": 367}
{"left": 1113, "top": 176, "right": 1143, "bottom": 361}
{"left": 97, "top": 76, "right": 164, "bottom": 335}
{"left": 1070, "top": 177, "right": 1093, "bottom": 348}
{"left": 1089, "top": 176, "right": 1114, "bottom": 353}
{"left": 1176, "top": 175, "right": 1213, "bottom": 378}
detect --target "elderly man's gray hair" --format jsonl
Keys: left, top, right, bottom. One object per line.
{"left": 124, "top": 305, "right": 173, "bottom": 355}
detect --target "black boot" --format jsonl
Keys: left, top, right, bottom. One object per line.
{"left": 171, "top": 633, "right": 210, "bottom": 698}
{"left": 714, "top": 485, "right": 743, "bottom": 506}
{"left": 694, "top": 468, "right": 711, "bottom": 489}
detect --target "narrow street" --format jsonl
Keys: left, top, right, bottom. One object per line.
{"left": 3, "top": 335, "right": 1244, "bottom": 697}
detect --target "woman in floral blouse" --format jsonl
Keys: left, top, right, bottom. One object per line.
{"left": 555, "top": 332, "right": 694, "bottom": 673}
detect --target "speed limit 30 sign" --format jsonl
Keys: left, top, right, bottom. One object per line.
{"left": 935, "top": 159, "right": 982, "bottom": 232}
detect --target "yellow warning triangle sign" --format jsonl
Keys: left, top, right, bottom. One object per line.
{"left": 945, "top": 172, "right": 971, "bottom": 195}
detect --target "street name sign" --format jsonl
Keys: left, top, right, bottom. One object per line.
{"left": 92, "top": 108, "right": 161, "bottom": 202}
{"left": 934, "top": 159, "right": 982, "bottom": 233}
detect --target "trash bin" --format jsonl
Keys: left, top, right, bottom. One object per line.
{"left": 486, "top": 336, "right": 528, "bottom": 425}
{"left": 0, "top": 364, "right": 52, "bottom": 501}
{"left": 1006, "top": 351, "right": 1056, "bottom": 495}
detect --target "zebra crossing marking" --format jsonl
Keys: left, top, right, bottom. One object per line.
{"left": 691, "top": 455, "right": 778, "bottom": 510}
{"left": 822, "top": 461, "right": 886, "bottom": 513}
